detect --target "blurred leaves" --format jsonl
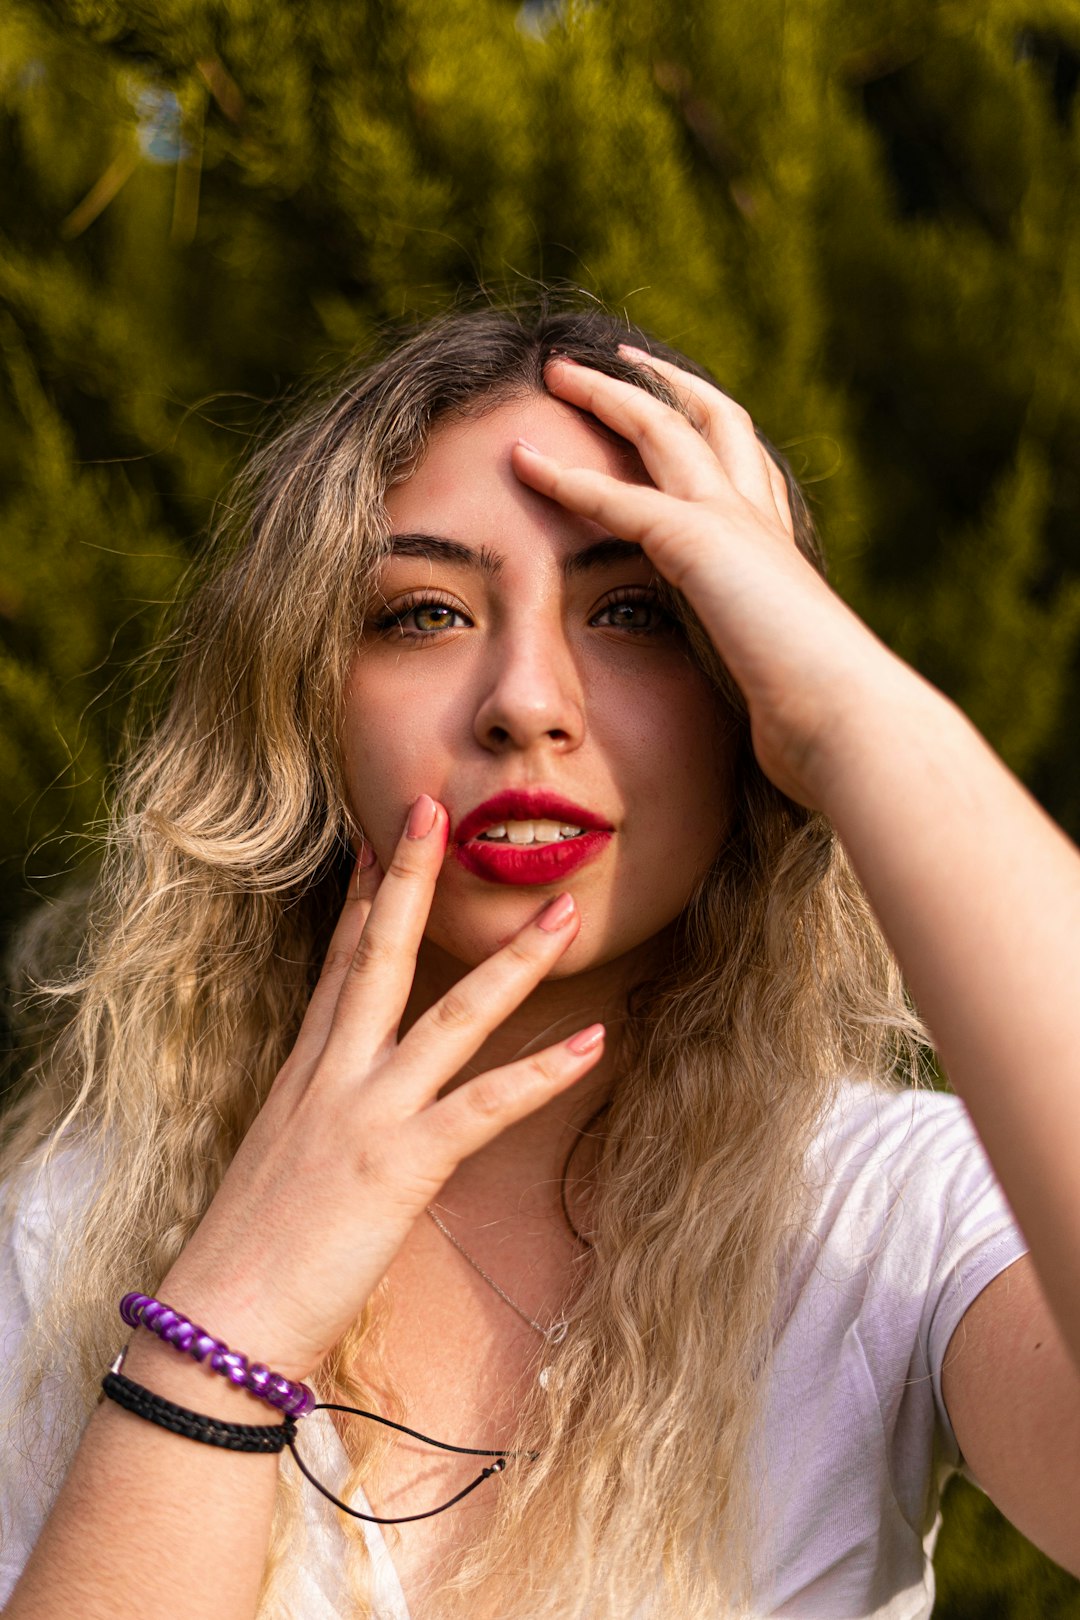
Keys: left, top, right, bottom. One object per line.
{"left": 935, "top": 1474, "right": 1080, "bottom": 1618}
{"left": 2, "top": 4, "right": 1080, "bottom": 1605}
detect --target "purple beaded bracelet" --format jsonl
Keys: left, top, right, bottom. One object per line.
{"left": 119, "top": 1292, "right": 316, "bottom": 1419}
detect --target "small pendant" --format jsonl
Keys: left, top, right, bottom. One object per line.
{"left": 539, "top": 1320, "right": 569, "bottom": 1388}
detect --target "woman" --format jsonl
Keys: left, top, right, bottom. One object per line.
{"left": 1, "top": 304, "right": 1079, "bottom": 1620}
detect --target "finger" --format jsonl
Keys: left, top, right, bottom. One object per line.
{"left": 544, "top": 357, "right": 725, "bottom": 504}
{"left": 615, "top": 347, "right": 779, "bottom": 518}
{"left": 385, "top": 890, "right": 583, "bottom": 1107}
{"left": 415, "top": 1023, "right": 607, "bottom": 1175}
{"left": 512, "top": 444, "right": 718, "bottom": 595}
{"left": 616, "top": 345, "right": 710, "bottom": 432}
{"left": 285, "top": 843, "right": 383, "bottom": 1071}
{"left": 326, "top": 794, "right": 448, "bottom": 1055}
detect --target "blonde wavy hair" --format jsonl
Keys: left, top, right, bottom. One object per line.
{"left": 1, "top": 302, "right": 928, "bottom": 1619}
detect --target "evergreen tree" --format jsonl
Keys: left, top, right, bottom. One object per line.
{"left": 2, "top": 1, "right": 1079, "bottom": 1610}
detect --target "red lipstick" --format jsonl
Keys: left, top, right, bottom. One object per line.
{"left": 453, "top": 790, "right": 613, "bottom": 887}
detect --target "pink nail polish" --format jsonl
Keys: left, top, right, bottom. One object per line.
{"left": 537, "top": 892, "right": 575, "bottom": 932}
{"left": 567, "top": 1023, "right": 605, "bottom": 1055}
{"left": 516, "top": 437, "right": 542, "bottom": 454}
{"left": 406, "top": 794, "right": 437, "bottom": 839}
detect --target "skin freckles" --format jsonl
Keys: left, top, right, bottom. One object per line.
{"left": 341, "top": 394, "right": 739, "bottom": 984}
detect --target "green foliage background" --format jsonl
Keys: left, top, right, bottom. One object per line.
{"left": 2, "top": 0, "right": 1080, "bottom": 1611}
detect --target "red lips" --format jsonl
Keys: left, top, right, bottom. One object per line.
{"left": 452, "top": 790, "right": 614, "bottom": 887}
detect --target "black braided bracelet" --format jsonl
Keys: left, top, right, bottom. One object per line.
{"left": 101, "top": 1370, "right": 297, "bottom": 1453}
{"left": 99, "top": 1365, "right": 524, "bottom": 1522}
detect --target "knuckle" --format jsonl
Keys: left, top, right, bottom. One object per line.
{"left": 430, "top": 989, "right": 474, "bottom": 1033}
{"left": 320, "top": 946, "right": 354, "bottom": 980}
{"left": 685, "top": 400, "right": 711, "bottom": 436}
{"left": 348, "top": 926, "right": 391, "bottom": 975}
{"left": 616, "top": 402, "right": 649, "bottom": 443}
{"left": 386, "top": 853, "right": 423, "bottom": 883}
{"left": 727, "top": 399, "right": 754, "bottom": 432}
{"left": 528, "top": 1050, "right": 562, "bottom": 1087}
{"left": 465, "top": 1076, "right": 508, "bottom": 1122}
{"left": 351, "top": 1114, "right": 425, "bottom": 1189}
{"left": 503, "top": 934, "right": 541, "bottom": 970}
{"left": 353, "top": 1138, "right": 402, "bottom": 1197}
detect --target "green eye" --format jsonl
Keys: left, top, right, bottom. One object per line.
{"left": 411, "top": 603, "right": 459, "bottom": 632}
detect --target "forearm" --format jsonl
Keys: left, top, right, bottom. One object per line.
{"left": 4, "top": 1333, "right": 280, "bottom": 1620}
{"left": 816, "top": 656, "right": 1080, "bottom": 1360}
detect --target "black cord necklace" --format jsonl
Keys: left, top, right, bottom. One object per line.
{"left": 286, "top": 1404, "right": 534, "bottom": 1525}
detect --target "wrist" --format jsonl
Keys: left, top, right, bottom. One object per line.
{"left": 153, "top": 1260, "right": 322, "bottom": 1383}
{"left": 116, "top": 1280, "right": 321, "bottom": 1412}
{"left": 798, "top": 652, "right": 964, "bottom": 820}
{"left": 119, "top": 1329, "right": 286, "bottom": 1423}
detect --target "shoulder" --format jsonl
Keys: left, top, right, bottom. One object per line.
{"left": 807, "top": 1080, "right": 1023, "bottom": 1281}
{"left": 811, "top": 1077, "right": 991, "bottom": 1181}
{"left": 784, "top": 1081, "right": 1028, "bottom": 1456}
{"left": 753, "top": 1084, "right": 1028, "bottom": 1608}
{"left": 752, "top": 1084, "right": 1027, "bottom": 1611}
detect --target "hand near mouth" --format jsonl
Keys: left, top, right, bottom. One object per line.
{"left": 512, "top": 353, "right": 912, "bottom": 814}
{"left": 145, "top": 795, "right": 606, "bottom": 1384}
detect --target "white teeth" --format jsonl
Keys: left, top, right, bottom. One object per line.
{"left": 476, "top": 819, "right": 586, "bottom": 845}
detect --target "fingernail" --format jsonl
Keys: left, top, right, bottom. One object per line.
{"left": 618, "top": 343, "right": 652, "bottom": 359}
{"left": 537, "top": 892, "right": 576, "bottom": 932}
{"left": 406, "top": 793, "right": 438, "bottom": 840}
{"left": 516, "top": 438, "right": 542, "bottom": 454}
{"left": 567, "top": 1022, "right": 605, "bottom": 1055}
{"left": 357, "top": 837, "right": 376, "bottom": 869}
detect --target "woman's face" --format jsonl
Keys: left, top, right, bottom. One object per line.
{"left": 342, "top": 391, "right": 738, "bottom": 977}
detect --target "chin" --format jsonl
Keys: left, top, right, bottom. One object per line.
{"left": 421, "top": 919, "right": 584, "bottom": 974}
{"left": 422, "top": 904, "right": 673, "bottom": 982}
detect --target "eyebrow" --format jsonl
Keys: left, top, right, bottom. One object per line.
{"left": 386, "top": 532, "right": 647, "bottom": 578}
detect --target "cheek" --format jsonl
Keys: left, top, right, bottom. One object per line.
{"left": 602, "top": 671, "right": 737, "bottom": 854}
{"left": 583, "top": 673, "right": 738, "bottom": 947}
{"left": 340, "top": 669, "right": 434, "bottom": 840}
{"left": 667, "top": 694, "right": 740, "bottom": 843}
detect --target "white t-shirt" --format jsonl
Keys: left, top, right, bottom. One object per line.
{"left": 0, "top": 1083, "right": 1029, "bottom": 1618}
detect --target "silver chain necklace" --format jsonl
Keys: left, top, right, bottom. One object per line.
{"left": 425, "top": 1206, "right": 570, "bottom": 1352}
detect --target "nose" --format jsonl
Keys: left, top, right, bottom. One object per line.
{"left": 473, "top": 620, "right": 586, "bottom": 755}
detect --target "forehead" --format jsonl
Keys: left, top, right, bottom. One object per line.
{"left": 383, "top": 394, "right": 645, "bottom": 543}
